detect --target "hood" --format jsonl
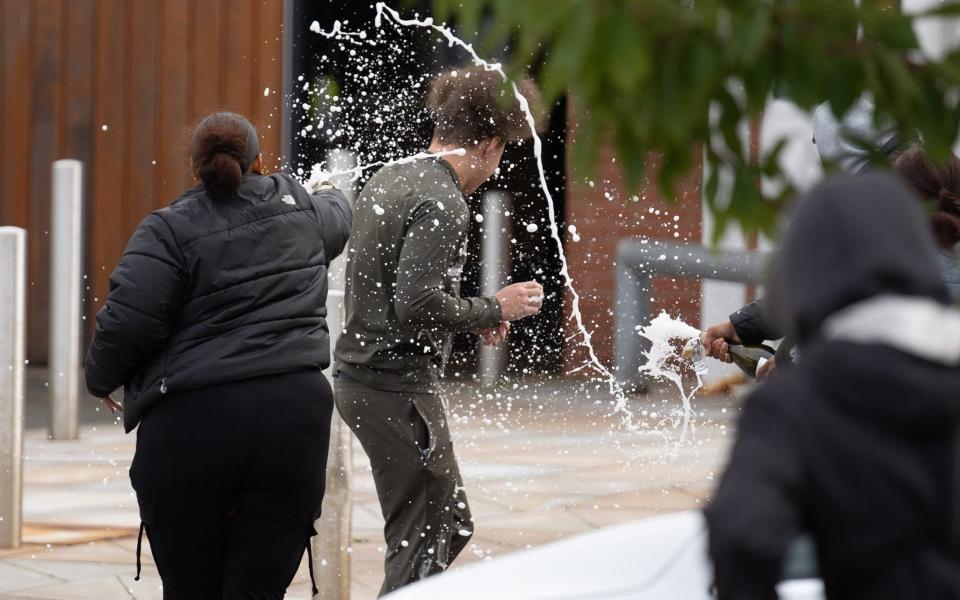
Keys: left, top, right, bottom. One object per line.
{"left": 812, "top": 96, "right": 901, "bottom": 174}
{"left": 768, "top": 173, "right": 950, "bottom": 342}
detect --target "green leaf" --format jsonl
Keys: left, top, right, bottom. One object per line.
{"left": 863, "top": 12, "right": 918, "bottom": 50}
{"left": 437, "top": 0, "right": 960, "bottom": 244}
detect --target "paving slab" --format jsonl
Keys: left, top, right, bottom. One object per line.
{"left": 5, "top": 377, "right": 741, "bottom": 599}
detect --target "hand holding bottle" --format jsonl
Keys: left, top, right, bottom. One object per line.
{"left": 684, "top": 332, "right": 776, "bottom": 379}
{"left": 702, "top": 320, "right": 741, "bottom": 363}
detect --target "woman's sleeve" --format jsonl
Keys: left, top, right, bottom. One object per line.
{"left": 704, "top": 388, "right": 804, "bottom": 600}
{"left": 729, "top": 298, "right": 783, "bottom": 344}
{"left": 84, "top": 214, "right": 185, "bottom": 398}
{"left": 311, "top": 188, "right": 353, "bottom": 263}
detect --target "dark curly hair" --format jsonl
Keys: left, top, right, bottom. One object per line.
{"left": 894, "top": 144, "right": 960, "bottom": 248}
{"left": 426, "top": 66, "right": 544, "bottom": 146}
{"left": 191, "top": 112, "right": 261, "bottom": 198}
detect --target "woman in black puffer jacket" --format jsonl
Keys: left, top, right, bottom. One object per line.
{"left": 85, "top": 112, "right": 351, "bottom": 599}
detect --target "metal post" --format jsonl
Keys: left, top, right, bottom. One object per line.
{"left": 313, "top": 149, "right": 355, "bottom": 599}
{"left": 613, "top": 247, "right": 649, "bottom": 393}
{"left": 0, "top": 227, "right": 27, "bottom": 548}
{"left": 614, "top": 240, "right": 771, "bottom": 390}
{"left": 49, "top": 160, "right": 84, "bottom": 440}
{"left": 478, "top": 191, "right": 510, "bottom": 387}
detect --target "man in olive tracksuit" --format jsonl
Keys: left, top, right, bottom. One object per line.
{"left": 334, "top": 67, "right": 543, "bottom": 595}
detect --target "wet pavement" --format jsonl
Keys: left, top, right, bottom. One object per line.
{"left": 1, "top": 373, "right": 743, "bottom": 599}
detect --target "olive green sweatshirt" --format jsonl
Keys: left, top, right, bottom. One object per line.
{"left": 334, "top": 158, "right": 502, "bottom": 392}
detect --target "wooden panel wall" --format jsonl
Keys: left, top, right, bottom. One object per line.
{"left": 0, "top": 0, "right": 285, "bottom": 363}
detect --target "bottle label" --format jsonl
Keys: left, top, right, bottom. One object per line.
{"left": 689, "top": 338, "right": 709, "bottom": 375}
{"left": 756, "top": 356, "right": 769, "bottom": 375}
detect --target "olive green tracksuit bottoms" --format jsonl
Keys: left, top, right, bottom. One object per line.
{"left": 334, "top": 377, "right": 473, "bottom": 596}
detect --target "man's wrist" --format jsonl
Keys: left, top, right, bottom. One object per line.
{"left": 488, "top": 296, "right": 503, "bottom": 325}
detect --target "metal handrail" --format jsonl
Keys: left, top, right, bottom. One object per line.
{"left": 614, "top": 239, "right": 771, "bottom": 390}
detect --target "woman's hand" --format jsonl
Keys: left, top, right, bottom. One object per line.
{"left": 102, "top": 389, "right": 124, "bottom": 414}
{"left": 702, "top": 321, "right": 741, "bottom": 363}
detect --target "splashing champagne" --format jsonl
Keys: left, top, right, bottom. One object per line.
{"left": 682, "top": 334, "right": 776, "bottom": 379}
{"left": 637, "top": 312, "right": 706, "bottom": 442}
{"left": 318, "top": 5, "right": 635, "bottom": 420}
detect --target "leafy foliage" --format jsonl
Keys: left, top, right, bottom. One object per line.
{"left": 434, "top": 0, "right": 960, "bottom": 240}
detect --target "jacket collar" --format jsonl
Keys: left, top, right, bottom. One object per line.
{"left": 432, "top": 157, "right": 464, "bottom": 194}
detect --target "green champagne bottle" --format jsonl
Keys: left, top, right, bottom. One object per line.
{"left": 683, "top": 335, "right": 776, "bottom": 379}
{"left": 726, "top": 343, "right": 776, "bottom": 379}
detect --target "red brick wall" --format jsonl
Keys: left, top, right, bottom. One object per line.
{"left": 563, "top": 132, "right": 703, "bottom": 372}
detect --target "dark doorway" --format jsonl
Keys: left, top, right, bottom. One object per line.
{"left": 286, "top": 0, "right": 567, "bottom": 377}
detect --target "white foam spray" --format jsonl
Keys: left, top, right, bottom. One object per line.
{"left": 636, "top": 312, "right": 704, "bottom": 441}
{"left": 312, "top": 6, "right": 708, "bottom": 439}
{"left": 366, "top": 3, "right": 635, "bottom": 423}
{"left": 310, "top": 19, "right": 369, "bottom": 45}
{"left": 304, "top": 148, "right": 466, "bottom": 191}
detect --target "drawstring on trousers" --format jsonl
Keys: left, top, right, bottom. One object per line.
{"left": 306, "top": 539, "right": 319, "bottom": 596}
{"left": 135, "top": 522, "right": 145, "bottom": 581}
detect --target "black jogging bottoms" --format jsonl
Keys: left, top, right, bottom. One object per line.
{"left": 129, "top": 370, "right": 333, "bottom": 599}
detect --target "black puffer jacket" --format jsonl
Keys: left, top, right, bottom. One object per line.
{"left": 729, "top": 298, "right": 797, "bottom": 367}
{"left": 706, "top": 174, "right": 960, "bottom": 599}
{"left": 85, "top": 173, "right": 352, "bottom": 432}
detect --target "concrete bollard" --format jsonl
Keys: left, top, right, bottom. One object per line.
{"left": 0, "top": 227, "right": 27, "bottom": 548}
{"left": 478, "top": 191, "right": 511, "bottom": 387}
{"left": 49, "top": 160, "right": 84, "bottom": 440}
{"left": 313, "top": 149, "right": 356, "bottom": 599}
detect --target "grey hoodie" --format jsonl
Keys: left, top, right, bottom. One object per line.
{"left": 937, "top": 244, "right": 960, "bottom": 301}
{"left": 812, "top": 95, "right": 900, "bottom": 175}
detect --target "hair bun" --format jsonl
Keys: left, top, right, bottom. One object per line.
{"left": 190, "top": 112, "right": 260, "bottom": 199}
{"left": 199, "top": 152, "right": 242, "bottom": 198}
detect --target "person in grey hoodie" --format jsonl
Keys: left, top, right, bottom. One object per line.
{"left": 705, "top": 140, "right": 960, "bottom": 378}
{"left": 701, "top": 96, "right": 960, "bottom": 376}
